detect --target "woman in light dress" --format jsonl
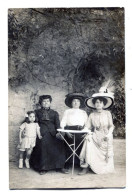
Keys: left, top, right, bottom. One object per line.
{"left": 79, "top": 88, "right": 115, "bottom": 175}
{"left": 60, "top": 93, "right": 88, "bottom": 172}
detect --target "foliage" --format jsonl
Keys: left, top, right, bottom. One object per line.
{"left": 111, "top": 76, "right": 125, "bottom": 138}
{"left": 8, "top": 8, "right": 125, "bottom": 137}
{"left": 71, "top": 52, "right": 125, "bottom": 138}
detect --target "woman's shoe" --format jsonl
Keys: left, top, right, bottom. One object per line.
{"left": 80, "top": 163, "right": 88, "bottom": 168}
{"left": 56, "top": 168, "right": 70, "bottom": 174}
{"left": 19, "top": 159, "right": 23, "bottom": 169}
{"left": 39, "top": 170, "right": 47, "bottom": 175}
{"left": 61, "top": 168, "right": 70, "bottom": 174}
{"left": 78, "top": 168, "right": 88, "bottom": 175}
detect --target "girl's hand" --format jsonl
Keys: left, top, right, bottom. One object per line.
{"left": 21, "top": 130, "right": 26, "bottom": 138}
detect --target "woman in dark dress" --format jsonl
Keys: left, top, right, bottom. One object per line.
{"left": 30, "top": 95, "right": 66, "bottom": 175}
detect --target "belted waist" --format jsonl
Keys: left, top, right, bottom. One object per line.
{"left": 64, "top": 125, "right": 84, "bottom": 130}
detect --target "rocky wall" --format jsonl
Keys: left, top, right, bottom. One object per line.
{"left": 8, "top": 8, "right": 125, "bottom": 161}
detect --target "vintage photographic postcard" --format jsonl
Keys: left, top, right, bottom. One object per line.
{"left": 8, "top": 7, "right": 125, "bottom": 190}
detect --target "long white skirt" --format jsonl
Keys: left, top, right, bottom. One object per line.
{"left": 80, "top": 134, "right": 114, "bottom": 174}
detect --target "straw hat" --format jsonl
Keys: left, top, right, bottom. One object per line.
{"left": 65, "top": 93, "right": 86, "bottom": 108}
{"left": 85, "top": 87, "right": 114, "bottom": 109}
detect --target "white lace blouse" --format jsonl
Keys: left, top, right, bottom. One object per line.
{"left": 60, "top": 108, "right": 88, "bottom": 129}
{"left": 87, "top": 110, "right": 114, "bottom": 135}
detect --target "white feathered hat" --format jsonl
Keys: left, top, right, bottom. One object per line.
{"left": 85, "top": 80, "right": 115, "bottom": 109}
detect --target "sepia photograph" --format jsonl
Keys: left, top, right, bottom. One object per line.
{"left": 8, "top": 7, "right": 125, "bottom": 189}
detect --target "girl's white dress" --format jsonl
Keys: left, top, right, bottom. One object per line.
{"left": 80, "top": 110, "right": 114, "bottom": 174}
{"left": 19, "top": 122, "right": 40, "bottom": 151}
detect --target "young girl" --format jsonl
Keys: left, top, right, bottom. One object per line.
{"left": 18, "top": 111, "right": 42, "bottom": 169}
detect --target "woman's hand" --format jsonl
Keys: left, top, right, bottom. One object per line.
{"left": 81, "top": 133, "right": 88, "bottom": 139}
{"left": 86, "top": 134, "right": 93, "bottom": 142}
{"left": 104, "top": 132, "right": 112, "bottom": 141}
{"left": 66, "top": 132, "right": 73, "bottom": 139}
{"left": 104, "top": 137, "right": 109, "bottom": 141}
{"left": 60, "top": 132, "right": 65, "bottom": 137}
{"left": 56, "top": 132, "right": 64, "bottom": 140}
{"left": 39, "top": 135, "right": 42, "bottom": 139}
{"left": 81, "top": 133, "right": 87, "bottom": 138}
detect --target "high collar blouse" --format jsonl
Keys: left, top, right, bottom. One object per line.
{"left": 60, "top": 108, "right": 88, "bottom": 128}
{"left": 87, "top": 110, "right": 114, "bottom": 134}
{"left": 40, "top": 107, "right": 50, "bottom": 121}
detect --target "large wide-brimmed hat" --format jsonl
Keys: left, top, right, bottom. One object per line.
{"left": 65, "top": 93, "right": 86, "bottom": 108}
{"left": 85, "top": 87, "right": 114, "bottom": 109}
{"left": 39, "top": 95, "right": 52, "bottom": 105}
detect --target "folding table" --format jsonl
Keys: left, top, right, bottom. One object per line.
{"left": 57, "top": 128, "right": 90, "bottom": 175}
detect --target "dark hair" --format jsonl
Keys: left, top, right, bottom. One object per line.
{"left": 25, "top": 111, "right": 38, "bottom": 123}
{"left": 39, "top": 95, "right": 52, "bottom": 105}
{"left": 92, "top": 97, "right": 107, "bottom": 106}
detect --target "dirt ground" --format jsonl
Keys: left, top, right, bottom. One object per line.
{"left": 9, "top": 139, "right": 126, "bottom": 189}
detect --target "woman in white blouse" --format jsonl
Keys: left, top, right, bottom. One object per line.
{"left": 60, "top": 93, "right": 88, "bottom": 171}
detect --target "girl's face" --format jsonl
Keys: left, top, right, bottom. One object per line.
{"left": 95, "top": 99, "right": 104, "bottom": 110}
{"left": 41, "top": 98, "right": 51, "bottom": 108}
{"left": 72, "top": 99, "right": 81, "bottom": 109}
{"left": 28, "top": 113, "right": 35, "bottom": 123}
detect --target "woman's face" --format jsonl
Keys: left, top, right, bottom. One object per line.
{"left": 72, "top": 98, "right": 81, "bottom": 109}
{"left": 41, "top": 98, "right": 51, "bottom": 108}
{"left": 95, "top": 99, "right": 104, "bottom": 110}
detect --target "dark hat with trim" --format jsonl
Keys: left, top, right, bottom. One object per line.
{"left": 39, "top": 95, "right": 52, "bottom": 105}
{"left": 65, "top": 93, "right": 86, "bottom": 108}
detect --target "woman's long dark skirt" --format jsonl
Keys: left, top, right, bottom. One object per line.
{"left": 30, "top": 132, "right": 66, "bottom": 171}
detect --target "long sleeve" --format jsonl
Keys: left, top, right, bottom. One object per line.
{"left": 107, "top": 111, "right": 114, "bottom": 134}
{"left": 82, "top": 111, "right": 89, "bottom": 131}
{"left": 60, "top": 110, "right": 67, "bottom": 129}
{"left": 84, "top": 112, "right": 88, "bottom": 127}
{"left": 86, "top": 113, "right": 93, "bottom": 130}
{"left": 36, "top": 123, "right": 41, "bottom": 138}
{"left": 85, "top": 113, "right": 93, "bottom": 134}
{"left": 54, "top": 111, "right": 60, "bottom": 130}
